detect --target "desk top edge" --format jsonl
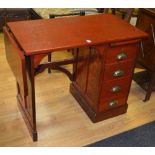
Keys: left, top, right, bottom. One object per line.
{"left": 6, "top": 14, "right": 148, "bottom": 56}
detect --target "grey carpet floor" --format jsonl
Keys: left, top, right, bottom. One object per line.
{"left": 87, "top": 121, "right": 155, "bottom": 147}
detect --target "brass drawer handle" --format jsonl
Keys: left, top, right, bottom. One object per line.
{"left": 113, "top": 69, "right": 124, "bottom": 77}
{"left": 116, "top": 53, "right": 127, "bottom": 60}
{"left": 111, "top": 86, "right": 121, "bottom": 93}
{"left": 109, "top": 100, "right": 118, "bottom": 107}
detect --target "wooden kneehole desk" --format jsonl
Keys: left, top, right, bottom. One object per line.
{"left": 3, "top": 14, "right": 147, "bottom": 141}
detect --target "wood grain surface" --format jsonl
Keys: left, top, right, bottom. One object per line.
{"left": 1, "top": 32, "right": 155, "bottom": 146}
{"left": 7, "top": 14, "right": 147, "bottom": 55}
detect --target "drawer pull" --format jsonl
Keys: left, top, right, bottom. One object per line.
{"left": 111, "top": 86, "right": 121, "bottom": 93}
{"left": 116, "top": 53, "right": 127, "bottom": 60}
{"left": 113, "top": 69, "right": 124, "bottom": 77}
{"left": 109, "top": 100, "right": 118, "bottom": 107}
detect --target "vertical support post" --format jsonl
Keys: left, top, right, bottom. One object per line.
{"left": 17, "top": 55, "right": 38, "bottom": 141}
{"left": 25, "top": 55, "right": 37, "bottom": 141}
{"left": 48, "top": 53, "right": 52, "bottom": 73}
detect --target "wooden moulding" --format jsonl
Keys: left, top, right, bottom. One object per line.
{"left": 70, "top": 83, "right": 128, "bottom": 123}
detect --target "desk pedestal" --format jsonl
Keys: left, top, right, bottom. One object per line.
{"left": 70, "top": 83, "right": 128, "bottom": 122}
{"left": 70, "top": 44, "right": 139, "bottom": 122}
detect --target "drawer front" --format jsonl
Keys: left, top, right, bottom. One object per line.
{"left": 101, "top": 77, "right": 131, "bottom": 99}
{"left": 99, "top": 97, "right": 127, "bottom": 112}
{"left": 103, "top": 60, "right": 134, "bottom": 81}
{"left": 106, "top": 43, "right": 138, "bottom": 64}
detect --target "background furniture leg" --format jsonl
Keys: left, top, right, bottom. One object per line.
{"left": 144, "top": 71, "right": 155, "bottom": 102}
{"left": 48, "top": 53, "right": 51, "bottom": 73}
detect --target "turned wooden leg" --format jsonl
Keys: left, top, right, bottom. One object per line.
{"left": 48, "top": 53, "right": 51, "bottom": 73}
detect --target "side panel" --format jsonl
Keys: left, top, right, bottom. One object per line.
{"left": 75, "top": 47, "right": 90, "bottom": 93}
{"left": 3, "top": 27, "right": 37, "bottom": 141}
{"left": 73, "top": 46, "right": 106, "bottom": 112}
{"left": 4, "top": 27, "right": 28, "bottom": 98}
{"left": 86, "top": 46, "right": 105, "bottom": 111}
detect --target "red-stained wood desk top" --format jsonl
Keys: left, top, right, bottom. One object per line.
{"left": 7, "top": 14, "right": 147, "bottom": 56}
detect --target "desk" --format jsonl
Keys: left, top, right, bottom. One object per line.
{"left": 4, "top": 14, "right": 147, "bottom": 141}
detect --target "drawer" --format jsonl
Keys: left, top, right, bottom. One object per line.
{"left": 99, "top": 97, "right": 127, "bottom": 112}
{"left": 103, "top": 60, "right": 134, "bottom": 81}
{"left": 106, "top": 43, "right": 138, "bottom": 64}
{"left": 101, "top": 77, "right": 131, "bottom": 99}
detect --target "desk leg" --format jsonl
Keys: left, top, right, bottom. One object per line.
{"left": 17, "top": 56, "right": 37, "bottom": 141}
